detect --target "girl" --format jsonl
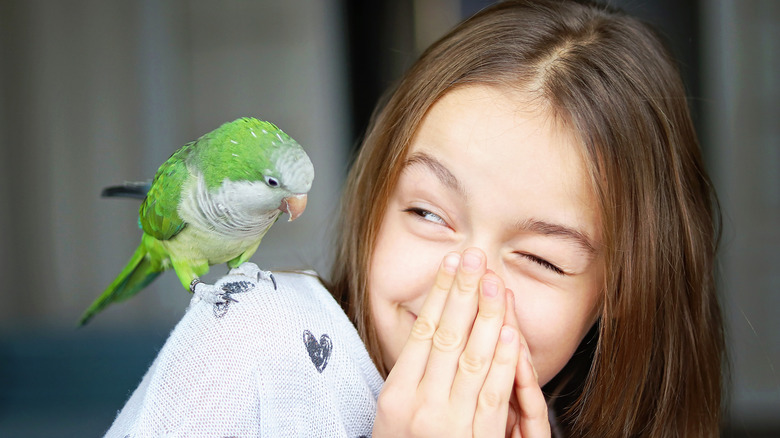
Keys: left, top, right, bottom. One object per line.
{"left": 107, "top": 0, "right": 724, "bottom": 436}
{"left": 330, "top": 0, "right": 724, "bottom": 436}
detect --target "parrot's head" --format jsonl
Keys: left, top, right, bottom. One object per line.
{"left": 265, "top": 141, "right": 314, "bottom": 222}
{"left": 197, "top": 117, "right": 315, "bottom": 222}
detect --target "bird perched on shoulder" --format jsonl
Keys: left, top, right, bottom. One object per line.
{"left": 79, "top": 117, "right": 314, "bottom": 326}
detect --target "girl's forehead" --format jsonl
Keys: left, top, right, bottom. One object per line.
{"left": 403, "top": 84, "right": 601, "bottom": 241}
{"left": 410, "top": 85, "right": 579, "bottom": 170}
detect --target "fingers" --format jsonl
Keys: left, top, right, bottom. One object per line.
{"left": 449, "top": 273, "right": 507, "bottom": 404}
{"left": 472, "top": 323, "right": 521, "bottom": 436}
{"left": 386, "top": 251, "right": 460, "bottom": 388}
{"left": 506, "top": 289, "right": 551, "bottom": 438}
{"left": 514, "top": 349, "right": 549, "bottom": 437}
{"left": 418, "top": 248, "right": 486, "bottom": 397}
{"left": 381, "top": 248, "right": 550, "bottom": 437}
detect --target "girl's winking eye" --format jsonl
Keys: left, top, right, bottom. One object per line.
{"left": 515, "top": 252, "right": 567, "bottom": 276}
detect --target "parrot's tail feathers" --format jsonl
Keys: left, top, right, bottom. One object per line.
{"left": 101, "top": 181, "right": 151, "bottom": 200}
{"left": 78, "top": 246, "right": 160, "bottom": 326}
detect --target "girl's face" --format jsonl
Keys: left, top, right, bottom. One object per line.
{"left": 368, "top": 85, "right": 605, "bottom": 385}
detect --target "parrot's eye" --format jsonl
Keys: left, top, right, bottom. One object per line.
{"left": 265, "top": 176, "right": 280, "bottom": 187}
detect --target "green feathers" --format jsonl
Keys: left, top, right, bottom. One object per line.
{"left": 196, "top": 119, "right": 293, "bottom": 189}
{"left": 79, "top": 242, "right": 161, "bottom": 325}
{"left": 79, "top": 117, "right": 314, "bottom": 326}
{"left": 140, "top": 144, "right": 190, "bottom": 240}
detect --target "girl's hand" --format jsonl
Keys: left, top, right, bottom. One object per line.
{"left": 372, "top": 248, "right": 551, "bottom": 437}
{"left": 504, "top": 289, "right": 551, "bottom": 438}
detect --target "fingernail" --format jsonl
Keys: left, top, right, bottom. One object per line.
{"left": 482, "top": 279, "right": 498, "bottom": 298}
{"left": 462, "top": 250, "right": 481, "bottom": 272}
{"left": 500, "top": 326, "right": 515, "bottom": 343}
{"left": 443, "top": 253, "right": 460, "bottom": 273}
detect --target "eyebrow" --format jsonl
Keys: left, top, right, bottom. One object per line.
{"left": 515, "top": 218, "right": 598, "bottom": 255}
{"left": 404, "top": 151, "right": 598, "bottom": 255}
{"left": 403, "top": 152, "right": 465, "bottom": 196}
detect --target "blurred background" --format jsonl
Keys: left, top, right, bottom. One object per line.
{"left": 0, "top": 0, "right": 776, "bottom": 436}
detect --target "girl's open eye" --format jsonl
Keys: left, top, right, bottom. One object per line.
{"left": 403, "top": 207, "right": 447, "bottom": 226}
{"left": 516, "top": 252, "right": 566, "bottom": 276}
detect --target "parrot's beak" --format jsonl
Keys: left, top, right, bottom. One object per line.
{"left": 280, "top": 194, "right": 308, "bottom": 222}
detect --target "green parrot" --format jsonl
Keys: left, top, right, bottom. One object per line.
{"left": 79, "top": 117, "right": 314, "bottom": 326}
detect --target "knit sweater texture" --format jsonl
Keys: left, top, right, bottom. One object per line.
{"left": 105, "top": 262, "right": 384, "bottom": 437}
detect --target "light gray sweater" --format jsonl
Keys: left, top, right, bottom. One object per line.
{"left": 105, "top": 263, "right": 383, "bottom": 437}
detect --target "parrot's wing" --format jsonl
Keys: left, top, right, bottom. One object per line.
{"left": 139, "top": 145, "right": 191, "bottom": 240}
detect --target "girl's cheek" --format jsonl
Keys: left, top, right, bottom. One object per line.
{"left": 517, "top": 302, "right": 598, "bottom": 386}
{"left": 370, "top": 231, "right": 436, "bottom": 313}
{"left": 509, "top": 289, "right": 571, "bottom": 385}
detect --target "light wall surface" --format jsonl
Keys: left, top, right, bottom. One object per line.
{"left": 0, "top": 0, "right": 349, "bottom": 330}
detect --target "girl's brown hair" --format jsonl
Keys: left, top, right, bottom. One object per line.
{"left": 329, "top": 0, "right": 724, "bottom": 435}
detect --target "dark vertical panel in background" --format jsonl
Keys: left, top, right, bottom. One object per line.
{"left": 343, "top": 0, "right": 415, "bottom": 157}
{"left": 343, "top": 0, "right": 382, "bottom": 151}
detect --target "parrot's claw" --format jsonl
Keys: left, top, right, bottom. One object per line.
{"left": 254, "top": 269, "right": 277, "bottom": 290}
{"left": 190, "top": 281, "right": 224, "bottom": 306}
{"left": 189, "top": 278, "right": 202, "bottom": 294}
{"left": 189, "top": 277, "right": 254, "bottom": 317}
{"left": 227, "top": 262, "right": 277, "bottom": 290}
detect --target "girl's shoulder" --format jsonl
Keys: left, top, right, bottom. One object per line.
{"left": 174, "top": 263, "right": 363, "bottom": 365}
{"left": 106, "top": 263, "right": 383, "bottom": 437}
{"left": 193, "top": 265, "right": 345, "bottom": 334}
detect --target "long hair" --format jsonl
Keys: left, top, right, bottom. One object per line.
{"left": 329, "top": 1, "right": 724, "bottom": 435}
